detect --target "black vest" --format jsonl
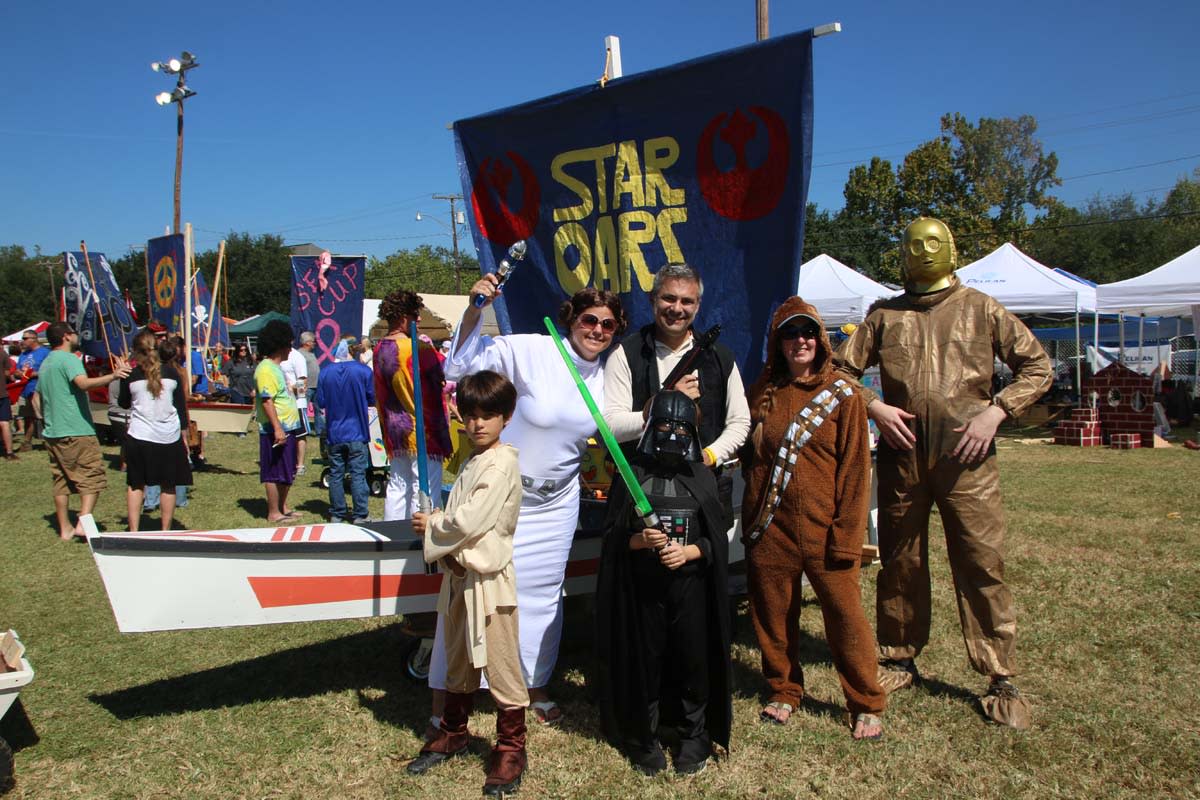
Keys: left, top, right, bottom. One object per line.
{"left": 620, "top": 325, "right": 734, "bottom": 452}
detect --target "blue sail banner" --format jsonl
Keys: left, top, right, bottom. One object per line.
{"left": 146, "top": 233, "right": 186, "bottom": 331}
{"left": 453, "top": 30, "right": 814, "bottom": 380}
{"left": 290, "top": 253, "right": 366, "bottom": 366}
{"left": 63, "top": 250, "right": 138, "bottom": 359}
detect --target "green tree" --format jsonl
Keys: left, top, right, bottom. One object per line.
{"left": 365, "top": 244, "right": 478, "bottom": 298}
{"left": 830, "top": 157, "right": 904, "bottom": 281}
{"left": 838, "top": 113, "right": 1061, "bottom": 273}
{"left": 108, "top": 249, "right": 149, "bottom": 323}
{"left": 0, "top": 246, "right": 58, "bottom": 335}
{"left": 1025, "top": 171, "right": 1200, "bottom": 283}
{"left": 196, "top": 232, "right": 292, "bottom": 319}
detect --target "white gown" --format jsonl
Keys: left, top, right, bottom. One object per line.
{"left": 429, "top": 317, "right": 603, "bottom": 689}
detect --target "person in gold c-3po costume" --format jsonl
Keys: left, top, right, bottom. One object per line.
{"left": 834, "top": 218, "right": 1052, "bottom": 729}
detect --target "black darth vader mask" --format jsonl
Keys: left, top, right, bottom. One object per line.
{"left": 636, "top": 390, "right": 702, "bottom": 465}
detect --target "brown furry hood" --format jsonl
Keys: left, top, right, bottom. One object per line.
{"left": 749, "top": 297, "right": 835, "bottom": 407}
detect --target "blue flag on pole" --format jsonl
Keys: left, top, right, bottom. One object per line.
{"left": 146, "top": 233, "right": 186, "bottom": 331}
{"left": 453, "top": 29, "right": 814, "bottom": 381}
{"left": 63, "top": 250, "right": 137, "bottom": 359}
{"left": 290, "top": 253, "right": 366, "bottom": 366}
{"left": 188, "top": 270, "right": 230, "bottom": 349}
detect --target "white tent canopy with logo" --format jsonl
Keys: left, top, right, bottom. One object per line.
{"left": 796, "top": 254, "right": 898, "bottom": 326}
{"left": 956, "top": 243, "right": 1096, "bottom": 314}
{"left": 957, "top": 243, "right": 1097, "bottom": 399}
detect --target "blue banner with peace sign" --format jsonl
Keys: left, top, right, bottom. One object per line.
{"left": 146, "top": 233, "right": 185, "bottom": 331}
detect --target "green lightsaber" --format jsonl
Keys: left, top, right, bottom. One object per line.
{"left": 543, "top": 316, "right": 658, "bottom": 529}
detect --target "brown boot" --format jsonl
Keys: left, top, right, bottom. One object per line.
{"left": 407, "top": 691, "right": 473, "bottom": 776}
{"left": 483, "top": 707, "right": 526, "bottom": 796}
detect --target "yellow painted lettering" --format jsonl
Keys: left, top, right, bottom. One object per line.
{"left": 612, "top": 140, "right": 646, "bottom": 210}
{"left": 618, "top": 210, "right": 657, "bottom": 293}
{"left": 656, "top": 206, "right": 688, "bottom": 264}
{"left": 593, "top": 215, "right": 618, "bottom": 292}
{"left": 643, "top": 136, "right": 685, "bottom": 207}
{"left": 551, "top": 144, "right": 616, "bottom": 222}
{"left": 553, "top": 222, "right": 591, "bottom": 295}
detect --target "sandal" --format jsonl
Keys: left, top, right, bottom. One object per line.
{"left": 530, "top": 700, "right": 563, "bottom": 726}
{"left": 851, "top": 712, "right": 884, "bottom": 741}
{"left": 759, "top": 701, "right": 793, "bottom": 725}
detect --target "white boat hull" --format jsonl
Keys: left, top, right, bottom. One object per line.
{"left": 89, "top": 514, "right": 743, "bottom": 634}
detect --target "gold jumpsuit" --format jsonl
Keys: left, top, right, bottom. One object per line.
{"left": 835, "top": 277, "right": 1051, "bottom": 677}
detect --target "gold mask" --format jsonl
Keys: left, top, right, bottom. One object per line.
{"left": 901, "top": 217, "right": 957, "bottom": 293}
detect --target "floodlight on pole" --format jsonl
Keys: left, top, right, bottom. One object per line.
{"left": 151, "top": 51, "right": 200, "bottom": 234}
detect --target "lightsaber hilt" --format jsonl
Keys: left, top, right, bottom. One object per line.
{"left": 474, "top": 240, "right": 527, "bottom": 308}
{"left": 542, "top": 316, "right": 656, "bottom": 520}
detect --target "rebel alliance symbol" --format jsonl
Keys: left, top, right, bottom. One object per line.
{"left": 153, "top": 256, "right": 177, "bottom": 309}
{"left": 696, "top": 106, "right": 790, "bottom": 221}
{"left": 470, "top": 151, "right": 540, "bottom": 243}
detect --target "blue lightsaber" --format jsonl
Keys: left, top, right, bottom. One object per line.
{"left": 409, "top": 320, "right": 432, "bottom": 512}
{"left": 473, "top": 241, "right": 527, "bottom": 307}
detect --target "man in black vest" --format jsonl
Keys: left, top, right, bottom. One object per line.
{"left": 603, "top": 264, "right": 750, "bottom": 505}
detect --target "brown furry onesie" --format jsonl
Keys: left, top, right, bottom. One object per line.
{"left": 742, "top": 297, "right": 884, "bottom": 716}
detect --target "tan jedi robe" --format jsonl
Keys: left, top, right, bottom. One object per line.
{"left": 423, "top": 443, "right": 525, "bottom": 706}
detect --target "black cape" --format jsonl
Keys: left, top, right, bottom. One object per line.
{"left": 595, "top": 459, "right": 734, "bottom": 753}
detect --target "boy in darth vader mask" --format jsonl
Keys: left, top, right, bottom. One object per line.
{"left": 595, "top": 390, "right": 733, "bottom": 777}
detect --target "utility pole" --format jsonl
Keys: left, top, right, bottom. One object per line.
{"left": 432, "top": 193, "right": 464, "bottom": 292}
{"left": 756, "top": 0, "right": 769, "bottom": 40}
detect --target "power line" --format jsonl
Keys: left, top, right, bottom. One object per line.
{"left": 1061, "top": 154, "right": 1200, "bottom": 182}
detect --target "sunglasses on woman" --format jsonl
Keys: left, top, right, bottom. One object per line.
{"left": 577, "top": 313, "right": 617, "bottom": 333}
{"left": 778, "top": 323, "right": 820, "bottom": 341}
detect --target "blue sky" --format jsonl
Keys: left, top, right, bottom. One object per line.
{"left": 2, "top": 0, "right": 1197, "bottom": 262}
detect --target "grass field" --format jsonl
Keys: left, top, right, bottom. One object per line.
{"left": 1, "top": 424, "right": 1199, "bottom": 799}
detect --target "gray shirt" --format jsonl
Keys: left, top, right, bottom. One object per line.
{"left": 302, "top": 348, "right": 320, "bottom": 388}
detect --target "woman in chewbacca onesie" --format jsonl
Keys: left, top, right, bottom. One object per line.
{"left": 742, "top": 297, "right": 885, "bottom": 739}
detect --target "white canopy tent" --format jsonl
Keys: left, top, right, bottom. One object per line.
{"left": 796, "top": 254, "right": 898, "bottom": 326}
{"left": 957, "top": 243, "right": 1096, "bottom": 314}
{"left": 1096, "top": 243, "right": 1200, "bottom": 383}
{"left": 1096, "top": 243, "right": 1200, "bottom": 315}
{"left": 957, "top": 243, "right": 1097, "bottom": 399}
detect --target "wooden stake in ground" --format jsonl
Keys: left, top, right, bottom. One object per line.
{"left": 203, "top": 240, "right": 226, "bottom": 355}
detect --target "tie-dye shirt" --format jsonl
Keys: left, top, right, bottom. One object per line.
{"left": 374, "top": 334, "right": 453, "bottom": 459}
{"left": 254, "top": 359, "right": 302, "bottom": 434}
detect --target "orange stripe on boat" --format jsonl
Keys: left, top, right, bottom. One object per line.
{"left": 271, "top": 528, "right": 288, "bottom": 541}
{"left": 289, "top": 526, "right": 305, "bottom": 541}
{"left": 309, "top": 525, "right": 324, "bottom": 541}
{"left": 248, "top": 574, "right": 445, "bottom": 608}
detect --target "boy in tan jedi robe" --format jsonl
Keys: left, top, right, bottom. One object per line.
{"left": 407, "top": 370, "right": 527, "bottom": 797}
